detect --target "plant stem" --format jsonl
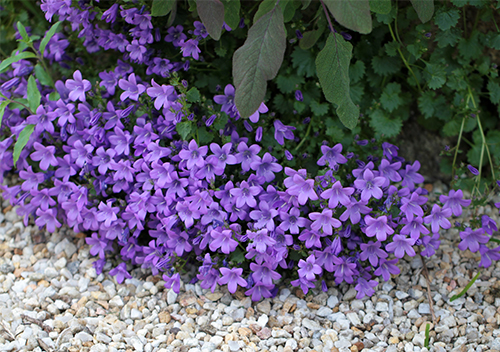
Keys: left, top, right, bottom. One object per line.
{"left": 0, "top": 93, "right": 33, "bottom": 114}
{"left": 420, "top": 253, "right": 436, "bottom": 322}
{"left": 451, "top": 117, "right": 466, "bottom": 184}
{"left": 320, "top": 0, "right": 335, "bottom": 33}
{"left": 388, "top": 24, "right": 421, "bottom": 91}
{"left": 294, "top": 118, "right": 312, "bottom": 152}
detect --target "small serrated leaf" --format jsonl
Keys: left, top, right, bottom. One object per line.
{"left": 197, "top": 0, "right": 225, "bottom": 40}
{"left": 27, "top": 76, "right": 41, "bottom": 113}
{"left": 310, "top": 100, "right": 329, "bottom": 116}
{"left": 350, "top": 60, "right": 365, "bottom": 83}
{"left": 176, "top": 120, "right": 193, "bottom": 140}
{"left": 410, "top": 0, "right": 434, "bottom": 23}
{"left": 380, "top": 82, "right": 402, "bottom": 112}
{"left": 186, "top": 87, "right": 201, "bottom": 102}
{"left": 488, "top": 80, "right": 500, "bottom": 104}
{"left": 13, "top": 124, "right": 35, "bottom": 167}
{"left": 233, "top": 5, "right": 286, "bottom": 118}
{"left": 0, "top": 52, "right": 37, "bottom": 73}
{"left": 316, "top": 33, "right": 359, "bottom": 129}
{"left": 0, "top": 101, "right": 9, "bottom": 127}
{"left": 39, "top": 21, "right": 61, "bottom": 56}
{"left": 424, "top": 63, "right": 446, "bottom": 90}
{"left": 369, "top": 109, "right": 402, "bottom": 137}
{"left": 434, "top": 8, "right": 460, "bottom": 31}
{"left": 151, "top": 0, "right": 176, "bottom": 17}
{"left": 323, "top": 0, "right": 372, "bottom": 34}
{"left": 291, "top": 47, "right": 316, "bottom": 78}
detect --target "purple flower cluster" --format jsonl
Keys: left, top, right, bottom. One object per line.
{"left": 0, "top": 0, "right": 498, "bottom": 300}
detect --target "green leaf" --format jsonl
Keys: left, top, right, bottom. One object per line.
{"left": 291, "top": 47, "right": 316, "bottom": 78}
{"left": 176, "top": 121, "right": 193, "bottom": 140}
{"left": 487, "top": 32, "right": 500, "bottom": 50}
{"left": 229, "top": 247, "right": 245, "bottom": 264}
{"left": 39, "top": 21, "right": 61, "bottom": 56}
{"left": 0, "top": 101, "right": 9, "bottom": 127}
{"left": 316, "top": 33, "right": 359, "bottom": 129}
{"left": 370, "top": 0, "right": 391, "bottom": 14}
{"left": 310, "top": 100, "right": 329, "bottom": 116}
{"left": 380, "top": 82, "right": 402, "bottom": 112}
{"left": 233, "top": 6, "right": 286, "bottom": 118}
{"left": 450, "top": 271, "right": 480, "bottom": 302}
{"left": 442, "top": 118, "right": 461, "bottom": 137}
{"left": 197, "top": 127, "right": 214, "bottom": 144}
{"left": 253, "top": 0, "right": 277, "bottom": 23}
{"left": 186, "top": 87, "right": 201, "bottom": 102}
{"left": 350, "top": 83, "right": 364, "bottom": 105}
{"left": 13, "top": 124, "right": 35, "bottom": 167}
{"left": 222, "top": 0, "right": 240, "bottom": 30}
{"left": 371, "top": 55, "right": 400, "bottom": 75}
{"left": 34, "top": 63, "right": 53, "bottom": 87}
{"left": 323, "top": 0, "right": 372, "bottom": 34}
{"left": 350, "top": 60, "right": 365, "bottom": 83}
{"left": 197, "top": 0, "right": 225, "bottom": 40}
{"left": 151, "top": 0, "right": 176, "bottom": 16}
{"left": 434, "top": 8, "right": 460, "bottom": 31}
{"left": 384, "top": 41, "right": 400, "bottom": 57}
{"left": 27, "top": 75, "right": 41, "bottom": 113}
{"left": 369, "top": 109, "right": 402, "bottom": 137}
{"left": 435, "top": 27, "right": 461, "bottom": 48}
{"left": 410, "top": 0, "right": 434, "bottom": 23}
{"left": 488, "top": 80, "right": 500, "bottom": 104}
{"left": 424, "top": 63, "right": 446, "bottom": 90}
{"left": 276, "top": 74, "right": 304, "bottom": 94}
{"left": 0, "top": 51, "right": 37, "bottom": 73}
{"left": 16, "top": 22, "right": 29, "bottom": 42}
{"left": 293, "top": 100, "right": 307, "bottom": 114}
{"left": 458, "top": 30, "right": 482, "bottom": 61}
{"left": 418, "top": 91, "right": 436, "bottom": 118}
{"left": 215, "top": 45, "right": 227, "bottom": 57}
{"left": 299, "top": 29, "right": 324, "bottom": 50}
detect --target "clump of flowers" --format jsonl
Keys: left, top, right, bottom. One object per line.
{"left": 0, "top": 0, "right": 498, "bottom": 301}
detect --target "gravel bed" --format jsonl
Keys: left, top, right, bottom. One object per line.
{"left": 1, "top": 191, "right": 500, "bottom": 352}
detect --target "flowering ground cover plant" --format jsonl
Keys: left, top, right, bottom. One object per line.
{"left": 0, "top": 0, "right": 499, "bottom": 301}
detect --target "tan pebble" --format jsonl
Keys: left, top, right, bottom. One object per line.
{"left": 330, "top": 348, "right": 339, "bottom": 352}
{"left": 38, "top": 280, "right": 49, "bottom": 287}
{"left": 166, "top": 333, "right": 174, "bottom": 344}
{"left": 249, "top": 324, "right": 261, "bottom": 333}
{"left": 295, "top": 288, "right": 305, "bottom": 299}
{"left": 78, "top": 296, "right": 88, "bottom": 306}
{"left": 419, "top": 322, "right": 433, "bottom": 332}
{"left": 282, "top": 301, "right": 293, "bottom": 314}
{"left": 350, "top": 346, "right": 358, "bottom": 352}
{"left": 246, "top": 307, "right": 255, "bottom": 319}
{"left": 353, "top": 342, "right": 364, "bottom": 351}
{"left": 159, "top": 311, "right": 171, "bottom": 323}
{"left": 97, "top": 300, "right": 109, "bottom": 310}
{"left": 205, "top": 292, "right": 223, "bottom": 301}
{"left": 414, "top": 317, "right": 427, "bottom": 328}
{"left": 186, "top": 307, "right": 198, "bottom": 314}
{"left": 289, "top": 304, "right": 297, "bottom": 313}
{"left": 389, "top": 337, "right": 399, "bottom": 344}
{"left": 283, "top": 347, "right": 293, "bottom": 352}
{"left": 307, "top": 302, "right": 320, "bottom": 309}
{"left": 238, "top": 327, "right": 252, "bottom": 337}
{"left": 91, "top": 291, "right": 101, "bottom": 300}
{"left": 24, "top": 284, "right": 37, "bottom": 293}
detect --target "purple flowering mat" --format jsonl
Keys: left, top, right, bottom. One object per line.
{"left": 0, "top": 188, "right": 499, "bottom": 352}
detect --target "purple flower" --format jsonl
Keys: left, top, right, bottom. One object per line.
{"left": 423, "top": 204, "right": 452, "bottom": 233}
{"left": 385, "top": 235, "right": 416, "bottom": 258}
{"left": 360, "top": 241, "right": 387, "bottom": 266}
{"left": 400, "top": 161, "right": 425, "bottom": 190}
{"left": 482, "top": 215, "right": 498, "bottom": 235}
{"left": 164, "top": 25, "right": 187, "bottom": 47}
{"left": 250, "top": 152, "right": 282, "bottom": 182}
{"left": 209, "top": 228, "right": 238, "bottom": 254}
{"left": 19, "top": 166, "right": 44, "bottom": 191}
{"left": 147, "top": 57, "right": 173, "bottom": 77}
{"left": 378, "top": 159, "right": 402, "bottom": 187}
{"left": 109, "top": 126, "right": 132, "bottom": 156}
{"left": 400, "top": 191, "right": 427, "bottom": 220}
{"left": 97, "top": 200, "right": 119, "bottom": 227}
{"left": 332, "top": 256, "right": 358, "bottom": 284}
{"left": 317, "top": 144, "right": 347, "bottom": 168}
{"left": 249, "top": 201, "right": 279, "bottom": 231}
{"left": 278, "top": 207, "right": 308, "bottom": 234}
{"left": 374, "top": 258, "right": 400, "bottom": 281}
{"left": 180, "top": 39, "right": 201, "bottom": 60}
{"left": 458, "top": 228, "right": 489, "bottom": 253}
{"left": 355, "top": 278, "right": 378, "bottom": 299}
{"left": 400, "top": 216, "right": 429, "bottom": 240}
{"left": 102, "top": 3, "right": 119, "bottom": 23}
{"left": 163, "top": 273, "right": 181, "bottom": 293}
{"left": 309, "top": 209, "right": 341, "bottom": 235}
{"left": 179, "top": 140, "right": 208, "bottom": 169}
{"left": 273, "top": 120, "right": 296, "bottom": 145}
{"left": 166, "top": 232, "right": 193, "bottom": 256}
{"left": 354, "top": 169, "right": 386, "bottom": 202}
{"left": 290, "top": 277, "right": 316, "bottom": 295}
{"left": 30, "top": 142, "right": 58, "bottom": 170}
{"left": 364, "top": 215, "right": 394, "bottom": 241}
{"left": 248, "top": 103, "right": 268, "bottom": 123}
{"left": 35, "top": 208, "right": 61, "bottom": 233}
{"left": 467, "top": 165, "right": 479, "bottom": 176}
{"left": 286, "top": 175, "right": 318, "bottom": 205}
{"left": 439, "top": 189, "right": 471, "bottom": 216}
{"left": 295, "top": 90, "right": 303, "bottom": 102}
{"left": 218, "top": 267, "right": 247, "bottom": 293}
{"left": 339, "top": 199, "right": 371, "bottom": 224}
{"left": 320, "top": 181, "right": 354, "bottom": 208}
{"left": 85, "top": 232, "right": 112, "bottom": 259}
{"left": 479, "top": 245, "right": 500, "bottom": 268}
{"left": 235, "top": 142, "right": 261, "bottom": 172}
{"left": 420, "top": 233, "right": 441, "bottom": 257}
{"left": 65, "top": 70, "right": 91, "bottom": 102}
{"left": 297, "top": 255, "right": 322, "bottom": 280}
{"left": 99, "top": 70, "right": 118, "bottom": 95}
{"left": 118, "top": 73, "right": 146, "bottom": 101}
{"left": 245, "top": 282, "right": 274, "bottom": 301}
{"left": 230, "top": 181, "right": 260, "bottom": 208}
{"left": 126, "top": 39, "right": 147, "bottom": 62}
{"left": 193, "top": 21, "right": 208, "bottom": 38}
{"left": 147, "top": 79, "right": 176, "bottom": 110}
{"left": 214, "top": 84, "right": 237, "bottom": 117}
{"left": 109, "top": 263, "right": 132, "bottom": 284}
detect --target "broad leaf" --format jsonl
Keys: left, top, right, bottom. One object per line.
{"left": 151, "top": 0, "right": 176, "bottom": 17}
{"left": 254, "top": 0, "right": 277, "bottom": 23}
{"left": 34, "top": 63, "right": 53, "bottom": 87}
{"left": 222, "top": 0, "right": 240, "bottom": 30}
{"left": 176, "top": 120, "right": 193, "bottom": 140}
{"left": 233, "top": 6, "right": 286, "bottom": 118}
{"left": 13, "top": 124, "right": 35, "bottom": 167}
{"left": 17, "top": 22, "right": 29, "bottom": 42}
{"left": 316, "top": 33, "right": 359, "bottom": 129}
{"left": 0, "top": 101, "right": 9, "bottom": 128}
{"left": 197, "top": 0, "right": 225, "bottom": 40}
{"left": 370, "top": 0, "right": 391, "bottom": 14}
{"left": 186, "top": 87, "right": 201, "bottom": 102}
{"left": 299, "top": 29, "right": 324, "bottom": 50}
{"left": 410, "top": 0, "right": 434, "bottom": 23}
{"left": 323, "top": 0, "right": 372, "bottom": 34}
{"left": 27, "top": 75, "right": 41, "bottom": 113}
{"left": 39, "top": 21, "right": 61, "bottom": 56}
{"left": 0, "top": 51, "right": 37, "bottom": 73}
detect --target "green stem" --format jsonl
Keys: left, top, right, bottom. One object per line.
{"left": 451, "top": 117, "right": 466, "bottom": 183}
{"left": 294, "top": 119, "right": 312, "bottom": 152}
{"left": 388, "top": 24, "right": 421, "bottom": 91}
{"left": 0, "top": 93, "right": 33, "bottom": 114}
